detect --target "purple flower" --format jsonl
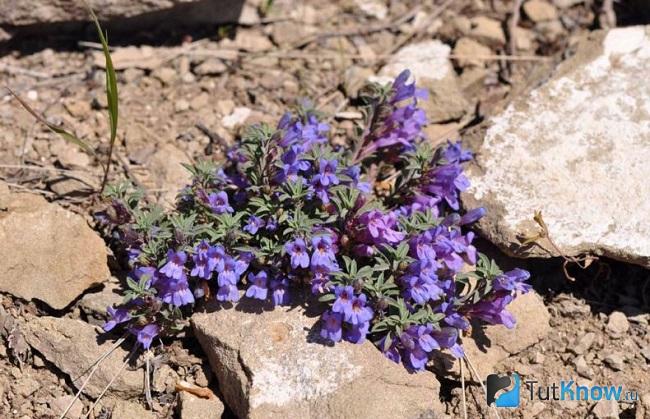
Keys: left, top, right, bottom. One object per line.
{"left": 103, "top": 307, "right": 131, "bottom": 332}
{"left": 310, "top": 264, "right": 333, "bottom": 295}
{"left": 332, "top": 285, "right": 354, "bottom": 314}
{"left": 493, "top": 269, "right": 532, "bottom": 294}
{"left": 402, "top": 275, "right": 443, "bottom": 305}
{"left": 218, "top": 256, "right": 248, "bottom": 286}
{"left": 379, "top": 335, "right": 401, "bottom": 364}
{"left": 401, "top": 324, "right": 438, "bottom": 371}
{"left": 245, "top": 271, "right": 268, "bottom": 300}
{"left": 136, "top": 324, "right": 159, "bottom": 350}
{"left": 216, "top": 284, "right": 240, "bottom": 302}
{"left": 343, "top": 293, "right": 373, "bottom": 325}
{"left": 320, "top": 311, "right": 342, "bottom": 342}
{"left": 207, "top": 245, "right": 226, "bottom": 273}
{"left": 312, "top": 159, "right": 339, "bottom": 187}
{"left": 443, "top": 141, "right": 473, "bottom": 164}
{"left": 191, "top": 253, "right": 210, "bottom": 279}
{"left": 310, "top": 235, "right": 337, "bottom": 268}
{"left": 344, "top": 321, "right": 369, "bottom": 344}
{"left": 132, "top": 266, "right": 158, "bottom": 287}
{"left": 344, "top": 166, "right": 371, "bottom": 193}
{"left": 270, "top": 277, "right": 290, "bottom": 306}
{"left": 160, "top": 250, "right": 187, "bottom": 280}
{"left": 356, "top": 210, "right": 405, "bottom": 245}
{"left": 160, "top": 275, "right": 195, "bottom": 306}
{"left": 207, "top": 191, "right": 233, "bottom": 214}
{"left": 466, "top": 294, "right": 516, "bottom": 328}
{"left": 243, "top": 215, "right": 265, "bottom": 234}
{"left": 285, "top": 238, "right": 310, "bottom": 269}
{"left": 460, "top": 207, "right": 486, "bottom": 225}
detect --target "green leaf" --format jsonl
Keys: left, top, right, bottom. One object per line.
{"left": 318, "top": 293, "right": 336, "bottom": 303}
{"left": 87, "top": 4, "right": 119, "bottom": 193}
{"left": 7, "top": 88, "right": 98, "bottom": 161}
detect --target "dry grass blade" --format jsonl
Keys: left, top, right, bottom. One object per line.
{"left": 59, "top": 336, "right": 126, "bottom": 419}
{"left": 85, "top": 3, "right": 119, "bottom": 195}
{"left": 83, "top": 343, "right": 138, "bottom": 419}
{"left": 5, "top": 88, "right": 99, "bottom": 163}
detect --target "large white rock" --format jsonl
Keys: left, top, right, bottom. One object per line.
{"left": 191, "top": 298, "right": 446, "bottom": 419}
{"left": 464, "top": 27, "right": 650, "bottom": 268}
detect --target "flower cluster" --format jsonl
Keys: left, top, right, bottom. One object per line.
{"left": 100, "top": 70, "right": 530, "bottom": 370}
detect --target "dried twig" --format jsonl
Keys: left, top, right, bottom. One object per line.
{"left": 460, "top": 358, "right": 468, "bottom": 419}
{"left": 83, "top": 343, "right": 139, "bottom": 419}
{"left": 59, "top": 336, "right": 126, "bottom": 419}
{"left": 463, "top": 352, "right": 502, "bottom": 419}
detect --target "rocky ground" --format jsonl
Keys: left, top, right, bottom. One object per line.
{"left": 0, "top": 0, "right": 649, "bottom": 418}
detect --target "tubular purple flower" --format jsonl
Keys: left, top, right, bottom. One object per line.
{"left": 216, "top": 284, "right": 240, "bottom": 302}
{"left": 344, "top": 321, "right": 369, "bottom": 344}
{"left": 103, "top": 307, "right": 131, "bottom": 332}
{"left": 136, "top": 324, "right": 160, "bottom": 350}
{"left": 493, "top": 268, "right": 532, "bottom": 294}
{"left": 207, "top": 191, "right": 233, "bottom": 214}
{"left": 160, "top": 250, "right": 187, "bottom": 280}
{"left": 285, "top": 238, "right": 310, "bottom": 269}
{"left": 246, "top": 271, "right": 269, "bottom": 300}
{"left": 271, "top": 277, "right": 290, "bottom": 306}
{"left": 320, "top": 311, "right": 343, "bottom": 342}
{"left": 343, "top": 293, "right": 373, "bottom": 325}
{"left": 332, "top": 285, "right": 354, "bottom": 314}
{"left": 243, "top": 215, "right": 265, "bottom": 234}
{"left": 310, "top": 235, "right": 337, "bottom": 268}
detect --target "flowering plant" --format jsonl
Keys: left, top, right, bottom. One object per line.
{"left": 100, "top": 70, "right": 530, "bottom": 371}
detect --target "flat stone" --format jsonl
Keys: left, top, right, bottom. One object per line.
{"left": 592, "top": 398, "right": 619, "bottom": 419}
{"left": 179, "top": 392, "right": 224, "bottom": 419}
{"left": 463, "top": 27, "right": 650, "bottom": 268}
{"left": 22, "top": 316, "right": 144, "bottom": 399}
{"left": 606, "top": 312, "right": 630, "bottom": 336}
{"left": 0, "top": 192, "right": 109, "bottom": 309}
{"left": 191, "top": 300, "right": 445, "bottom": 419}
{"left": 603, "top": 353, "right": 625, "bottom": 371}
{"left": 379, "top": 40, "right": 468, "bottom": 123}
{"left": 77, "top": 278, "right": 123, "bottom": 320}
{"left": 469, "top": 16, "right": 506, "bottom": 46}
{"left": 145, "top": 143, "right": 193, "bottom": 208}
{"left": 523, "top": 0, "right": 559, "bottom": 22}
{"left": 105, "top": 398, "right": 156, "bottom": 419}
{"left": 452, "top": 37, "right": 492, "bottom": 67}
{"left": 569, "top": 332, "right": 596, "bottom": 355}
{"left": 193, "top": 58, "right": 227, "bottom": 76}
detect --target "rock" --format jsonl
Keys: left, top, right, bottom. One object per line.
{"left": 343, "top": 66, "right": 374, "bottom": 98}
{"left": 452, "top": 37, "right": 492, "bottom": 67}
{"left": 0, "top": 0, "right": 246, "bottom": 28}
{"left": 221, "top": 29, "right": 273, "bottom": 52}
{"left": 569, "top": 332, "right": 596, "bottom": 355}
{"left": 78, "top": 278, "right": 123, "bottom": 320}
{"left": 152, "top": 67, "right": 177, "bottom": 86}
{"left": 193, "top": 58, "right": 227, "bottom": 76}
{"left": 175, "top": 99, "right": 190, "bottom": 113}
{"left": 63, "top": 99, "right": 91, "bottom": 119}
{"left": 0, "top": 192, "right": 109, "bottom": 310}
{"left": 191, "top": 300, "right": 445, "bottom": 419}
{"left": 356, "top": 0, "right": 388, "bottom": 20}
{"left": 592, "top": 398, "right": 619, "bottom": 419}
{"left": 606, "top": 312, "right": 630, "bottom": 336}
{"left": 530, "top": 352, "right": 546, "bottom": 364}
{"left": 469, "top": 16, "right": 506, "bottom": 46}
{"left": 106, "top": 398, "right": 156, "bottom": 419}
{"left": 48, "top": 177, "right": 94, "bottom": 197}
{"left": 190, "top": 93, "right": 210, "bottom": 111}
{"left": 523, "top": 0, "right": 559, "bottom": 22}
{"left": 50, "top": 139, "right": 91, "bottom": 168}
{"left": 379, "top": 40, "right": 468, "bottom": 123}
{"left": 222, "top": 107, "right": 252, "bottom": 129}
{"left": 513, "top": 27, "right": 535, "bottom": 51}
{"left": 573, "top": 356, "right": 593, "bottom": 379}
{"left": 179, "top": 392, "right": 224, "bottom": 419}
{"left": 146, "top": 144, "right": 193, "bottom": 207}
{"left": 50, "top": 395, "right": 84, "bottom": 419}
{"left": 94, "top": 46, "right": 166, "bottom": 71}
{"left": 463, "top": 27, "right": 650, "bottom": 269}
{"left": 442, "top": 292, "right": 550, "bottom": 377}
{"left": 553, "top": 0, "right": 584, "bottom": 8}
{"left": 603, "top": 353, "right": 625, "bottom": 371}
{"left": 22, "top": 316, "right": 144, "bottom": 399}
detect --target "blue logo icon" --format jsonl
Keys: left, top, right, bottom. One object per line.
{"left": 487, "top": 373, "right": 520, "bottom": 408}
